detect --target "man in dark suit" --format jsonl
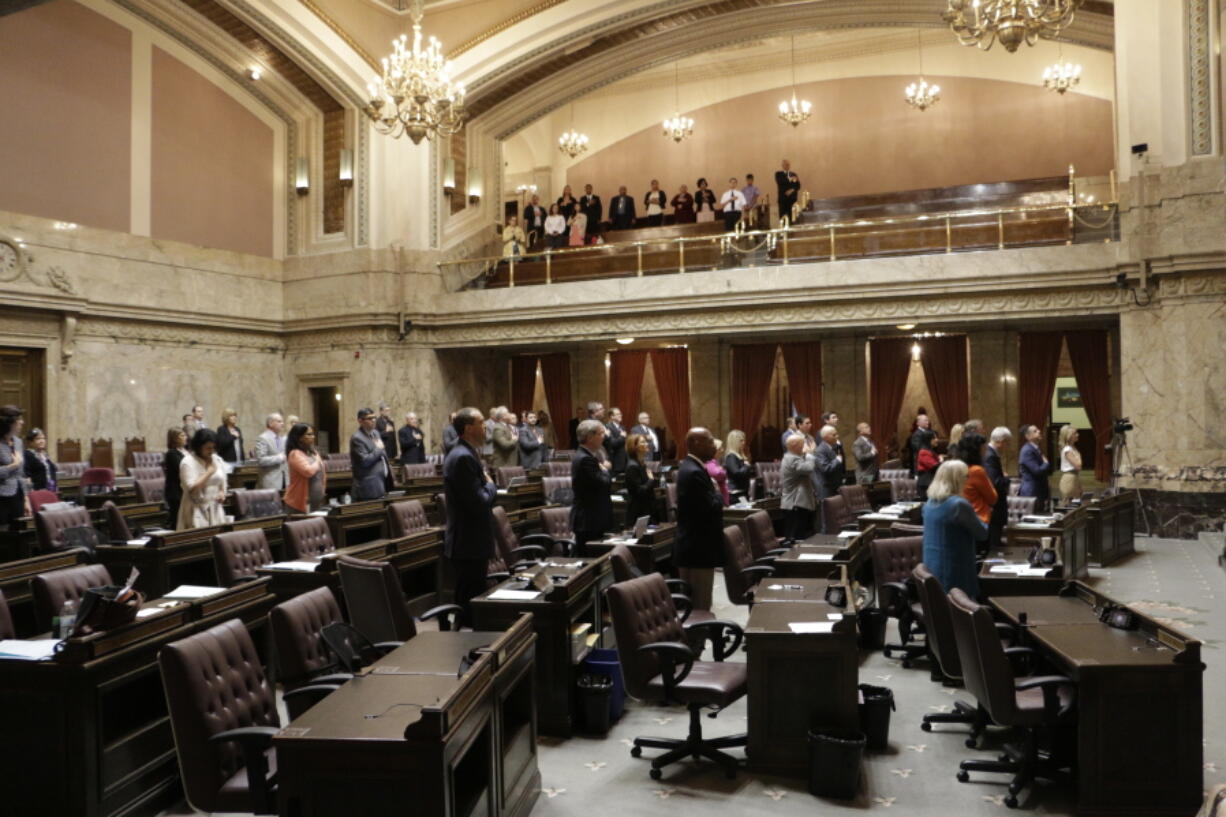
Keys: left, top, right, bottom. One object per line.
{"left": 443, "top": 407, "right": 498, "bottom": 626}
{"left": 603, "top": 407, "right": 628, "bottom": 473}
{"left": 442, "top": 412, "right": 459, "bottom": 454}
{"left": 570, "top": 419, "right": 612, "bottom": 551}
{"left": 814, "top": 424, "right": 846, "bottom": 533}
{"left": 580, "top": 184, "right": 602, "bottom": 240}
{"left": 1018, "top": 424, "right": 1053, "bottom": 512}
{"left": 609, "top": 185, "right": 636, "bottom": 230}
{"left": 522, "top": 194, "right": 547, "bottom": 247}
{"left": 675, "top": 428, "right": 724, "bottom": 612}
{"left": 398, "top": 411, "right": 426, "bottom": 465}
{"left": 350, "top": 407, "right": 391, "bottom": 500}
{"left": 631, "top": 411, "right": 660, "bottom": 461}
{"left": 375, "top": 402, "right": 398, "bottom": 461}
{"left": 775, "top": 158, "right": 800, "bottom": 222}
{"left": 983, "top": 426, "right": 1013, "bottom": 549}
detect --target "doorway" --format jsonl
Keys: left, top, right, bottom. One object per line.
{"left": 309, "top": 385, "right": 340, "bottom": 454}
{"left": 0, "top": 347, "right": 45, "bottom": 431}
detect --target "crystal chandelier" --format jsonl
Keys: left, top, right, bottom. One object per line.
{"left": 364, "top": 1, "right": 465, "bottom": 144}
{"left": 777, "top": 36, "right": 812, "bottom": 127}
{"left": 904, "top": 31, "right": 940, "bottom": 112}
{"left": 1042, "top": 61, "right": 1081, "bottom": 93}
{"left": 943, "top": 0, "right": 1084, "bottom": 53}
{"left": 557, "top": 104, "right": 589, "bottom": 158}
{"left": 662, "top": 62, "right": 694, "bottom": 143}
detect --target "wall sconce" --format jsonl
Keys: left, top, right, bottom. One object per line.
{"left": 338, "top": 149, "right": 353, "bottom": 187}
{"left": 467, "top": 171, "right": 482, "bottom": 204}
{"left": 295, "top": 157, "right": 309, "bottom": 195}
{"left": 443, "top": 158, "right": 456, "bottom": 196}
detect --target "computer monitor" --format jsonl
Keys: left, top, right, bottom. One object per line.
{"left": 632, "top": 515, "right": 650, "bottom": 540}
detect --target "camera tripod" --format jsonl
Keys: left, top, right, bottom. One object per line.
{"left": 1108, "top": 432, "right": 1152, "bottom": 537}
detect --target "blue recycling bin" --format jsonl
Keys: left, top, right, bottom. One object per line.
{"left": 582, "top": 648, "right": 625, "bottom": 720}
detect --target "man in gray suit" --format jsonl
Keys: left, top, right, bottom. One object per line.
{"left": 350, "top": 407, "right": 390, "bottom": 501}
{"left": 780, "top": 434, "right": 816, "bottom": 540}
{"left": 491, "top": 411, "right": 520, "bottom": 468}
{"left": 519, "top": 411, "right": 546, "bottom": 469}
{"left": 814, "top": 424, "right": 846, "bottom": 533}
{"left": 442, "top": 411, "right": 460, "bottom": 454}
{"left": 852, "top": 422, "right": 879, "bottom": 485}
{"left": 254, "top": 412, "right": 288, "bottom": 490}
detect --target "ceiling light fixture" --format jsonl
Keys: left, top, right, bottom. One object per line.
{"left": 777, "top": 36, "right": 812, "bottom": 127}
{"left": 905, "top": 30, "right": 940, "bottom": 111}
{"left": 943, "top": 0, "right": 1084, "bottom": 53}
{"left": 663, "top": 62, "right": 694, "bottom": 143}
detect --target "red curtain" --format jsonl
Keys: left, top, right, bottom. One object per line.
{"left": 869, "top": 338, "right": 914, "bottom": 461}
{"left": 1018, "top": 332, "right": 1064, "bottom": 430}
{"left": 538, "top": 353, "right": 572, "bottom": 448}
{"left": 608, "top": 350, "right": 648, "bottom": 423}
{"left": 731, "top": 344, "right": 779, "bottom": 442}
{"left": 509, "top": 356, "right": 538, "bottom": 418}
{"left": 780, "top": 341, "right": 823, "bottom": 418}
{"left": 649, "top": 348, "right": 691, "bottom": 458}
{"left": 1065, "top": 330, "right": 1113, "bottom": 481}
{"left": 920, "top": 335, "right": 969, "bottom": 435}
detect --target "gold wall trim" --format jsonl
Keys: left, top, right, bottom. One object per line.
{"left": 446, "top": 0, "right": 568, "bottom": 60}
{"left": 297, "top": 0, "right": 381, "bottom": 72}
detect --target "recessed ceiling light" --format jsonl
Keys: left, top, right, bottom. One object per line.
{"left": 896, "top": 323, "right": 916, "bottom": 330}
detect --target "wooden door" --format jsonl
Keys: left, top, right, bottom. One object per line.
{"left": 0, "top": 347, "right": 45, "bottom": 430}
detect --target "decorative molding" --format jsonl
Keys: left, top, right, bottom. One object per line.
{"left": 74, "top": 317, "right": 285, "bottom": 351}
{"left": 295, "top": 0, "right": 380, "bottom": 71}
{"left": 284, "top": 325, "right": 400, "bottom": 351}
{"left": 446, "top": 0, "right": 569, "bottom": 59}
{"left": 60, "top": 315, "right": 77, "bottom": 367}
{"left": 1186, "top": 0, "right": 1214, "bottom": 156}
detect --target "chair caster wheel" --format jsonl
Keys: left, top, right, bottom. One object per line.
{"left": 1006, "top": 796, "right": 1019, "bottom": 808}
{"left": 957, "top": 770, "right": 970, "bottom": 783}
{"left": 921, "top": 722, "right": 932, "bottom": 732}
{"left": 630, "top": 746, "right": 642, "bottom": 758}
{"left": 650, "top": 768, "right": 663, "bottom": 780}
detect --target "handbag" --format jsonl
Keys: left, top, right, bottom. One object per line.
{"left": 72, "top": 584, "right": 145, "bottom": 636}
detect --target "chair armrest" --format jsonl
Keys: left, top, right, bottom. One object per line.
{"left": 683, "top": 619, "right": 745, "bottom": 661}
{"left": 638, "top": 641, "right": 695, "bottom": 701}
{"left": 1003, "top": 645, "right": 1036, "bottom": 675}
{"left": 372, "top": 641, "right": 404, "bottom": 655}
{"left": 754, "top": 556, "right": 778, "bottom": 566}
{"left": 665, "top": 578, "right": 692, "bottom": 597}
{"left": 282, "top": 683, "right": 342, "bottom": 707}
{"left": 879, "top": 581, "right": 910, "bottom": 616}
{"left": 671, "top": 593, "right": 693, "bottom": 623}
{"left": 766, "top": 547, "right": 790, "bottom": 557}
{"left": 741, "top": 565, "right": 775, "bottom": 586}
{"left": 1014, "top": 674, "right": 1076, "bottom": 718}
{"left": 840, "top": 523, "right": 860, "bottom": 532}
{"left": 994, "top": 622, "right": 1018, "bottom": 640}
{"left": 1003, "top": 646, "right": 1037, "bottom": 657}
{"left": 308, "top": 672, "right": 354, "bottom": 686}
{"left": 209, "top": 726, "right": 278, "bottom": 813}
{"left": 486, "top": 571, "right": 511, "bottom": 583}
{"left": 518, "top": 533, "right": 557, "bottom": 549}
{"left": 420, "top": 603, "right": 464, "bottom": 632}
{"left": 509, "top": 544, "right": 548, "bottom": 561}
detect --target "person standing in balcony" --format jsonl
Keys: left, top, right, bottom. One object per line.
{"left": 609, "top": 186, "right": 636, "bottom": 230}
{"left": 775, "top": 158, "right": 800, "bottom": 222}
{"left": 556, "top": 185, "right": 577, "bottom": 219}
{"left": 671, "top": 184, "right": 695, "bottom": 224}
{"left": 580, "top": 184, "right": 602, "bottom": 241}
{"left": 643, "top": 179, "right": 667, "bottom": 226}
{"left": 694, "top": 178, "right": 717, "bottom": 223}
{"left": 568, "top": 205, "right": 588, "bottom": 247}
{"left": 544, "top": 203, "right": 567, "bottom": 249}
{"left": 741, "top": 173, "right": 762, "bottom": 227}
{"left": 522, "top": 194, "right": 547, "bottom": 248}
{"left": 720, "top": 177, "right": 747, "bottom": 231}
{"left": 502, "top": 215, "right": 526, "bottom": 259}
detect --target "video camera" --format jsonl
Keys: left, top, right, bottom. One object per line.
{"left": 1112, "top": 417, "right": 1133, "bottom": 435}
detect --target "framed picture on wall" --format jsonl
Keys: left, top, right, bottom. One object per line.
{"left": 1056, "top": 386, "right": 1082, "bottom": 408}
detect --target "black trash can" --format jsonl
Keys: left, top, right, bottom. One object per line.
{"left": 808, "top": 728, "right": 865, "bottom": 799}
{"left": 857, "top": 608, "right": 888, "bottom": 650}
{"left": 858, "top": 684, "right": 896, "bottom": 751}
{"left": 578, "top": 673, "right": 613, "bottom": 734}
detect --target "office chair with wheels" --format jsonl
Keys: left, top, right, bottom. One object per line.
{"left": 337, "top": 553, "right": 462, "bottom": 642}
{"left": 607, "top": 573, "right": 747, "bottom": 780}
{"left": 870, "top": 536, "right": 927, "bottom": 665}
{"left": 386, "top": 499, "right": 431, "bottom": 537}
{"left": 270, "top": 587, "right": 355, "bottom": 718}
{"left": 212, "top": 529, "right": 274, "bottom": 587}
{"left": 607, "top": 543, "right": 703, "bottom": 624}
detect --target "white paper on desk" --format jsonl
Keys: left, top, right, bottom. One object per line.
{"left": 266, "top": 561, "right": 320, "bottom": 572}
{"left": 0, "top": 639, "right": 60, "bottom": 660}
{"left": 827, "top": 613, "right": 847, "bottom": 621}
{"left": 789, "top": 622, "right": 836, "bottom": 634}
{"left": 1018, "top": 567, "right": 1053, "bottom": 577}
{"left": 487, "top": 588, "right": 541, "bottom": 601}
{"left": 496, "top": 488, "right": 509, "bottom": 495}
{"left": 135, "top": 608, "right": 162, "bottom": 619}
{"left": 837, "top": 530, "right": 859, "bottom": 539}
{"left": 163, "top": 584, "right": 227, "bottom": 600}
{"left": 308, "top": 510, "right": 329, "bottom": 517}
{"left": 125, "top": 537, "right": 151, "bottom": 546}
{"left": 610, "top": 495, "right": 625, "bottom": 502}
{"left": 797, "top": 553, "right": 835, "bottom": 561}
{"left": 988, "top": 565, "right": 1028, "bottom": 574}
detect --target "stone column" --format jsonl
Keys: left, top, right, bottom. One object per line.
{"left": 967, "top": 329, "right": 1020, "bottom": 470}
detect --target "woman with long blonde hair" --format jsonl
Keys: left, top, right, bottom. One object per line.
{"left": 1058, "top": 425, "right": 1083, "bottom": 504}
{"left": 723, "top": 429, "right": 752, "bottom": 498}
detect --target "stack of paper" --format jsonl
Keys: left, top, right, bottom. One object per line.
{"left": 0, "top": 639, "right": 60, "bottom": 660}
{"left": 265, "top": 561, "right": 320, "bottom": 572}
{"left": 797, "top": 552, "right": 835, "bottom": 561}
{"left": 487, "top": 588, "right": 541, "bottom": 601}
{"left": 788, "top": 622, "right": 836, "bottom": 634}
{"left": 163, "top": 585, "right": 226, "bottom": 600}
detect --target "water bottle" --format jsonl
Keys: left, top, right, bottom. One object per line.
{"left": 56, "top": 599, "right": 78, "bottom": 639}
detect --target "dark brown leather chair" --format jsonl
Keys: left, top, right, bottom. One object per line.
{"left": 888, "top": 522, "right": 925, "bottom": 537}
{"left": 495, "top": 465, "right": 526, "bottom": 487}
{"left": 870, "top": 536, "right": 926, "bottom": 665}
{"left": 541, "top": 476, "right": 573, "bottom": 505}
{"left": 524, "top": 506, "right": 576, "bottom": 556}
{"left": 822, "top": 495, "right": 859, "bottom": 532}
{"left": 337, "top": 554, "right": 461, "bottom": 643}
{"left": 34, "top": 505, "right": 95, "bottom": 553}
{"left": 759, "top": 470, "right": 782, "bottom": 497}
{"left": 132, "top": 450, "right": 164, "bottom": 468}
{"left": 134, "top": 477, "right": 165, "bottom": 504}
{"left": 282, "top": 517, "right": 335, "bottom": 559}
{"left": 880, "top": 468, "right": 909, "bottom": 482}
{"left": 386, "top": 499, "right": 431, "bottom": 537}
{"left": 401, "top": 463, "right": 436, "bottom": 480}
{"left": 607, "top": 573, "right": 747, "bottom": 780}
{"left": 948, "top": 588, "right": 1075, "bottom": 807}
{"left": 913, "top": 563, "right": 986, "bottom": 740}
{"left": 1008, "top": 478, "right": 1021, "bottom": 497}
{"left": 744, "top": 510, "right": 789, "bottom": 560}
{"left": 491, "top": 506, "right": 548, "bottom": 568}
{"left": 607, "top": 543, "right": 707, "bottom": 625}
{"left": 839, "top": 484, "right": 873, "bottom": 515}
{"left": 889, "top": 477, "right": 919, "bottom": 502}
{"left": 31, "top": 563, "right": 112, "bottom": 632}
{"left": 544, "top": 461, "right": 571, "bottom": 477}
{"left": 1007, "top": 495, "right": 1037, "bottom": 524}
{"left": 232, "top": 489, "right": 281, "bottom": 520}
{"left": 102, "top": 500, "right": 133, "bottom": 543}
{"left": 159, "top": 619, "right": 280, "bottom": 814}
{"left": 129, "top": 466, "right": 162, "bottom": 481}
{"left": 0, "top": 589, "right": 14, "bottom": 639}
{"left": 721, "top": 524, "right": 774, "bottom": 606}
{"left": 269, "top": 587, "right": 354, "bottom": 718}
{"left": 212, "top": 530, "right": 274, "bottom": 586}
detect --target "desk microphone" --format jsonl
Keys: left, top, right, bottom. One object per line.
{"left": 1017, "top": 612, "right": 1029, "bottom": 627}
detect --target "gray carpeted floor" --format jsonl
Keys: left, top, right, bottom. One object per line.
{"left": 165, "top": 533, "right": 1224, "bottom": 815}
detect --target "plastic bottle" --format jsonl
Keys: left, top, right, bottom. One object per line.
{"left": 57, "top": 599, "right": 78, "bottom": 639}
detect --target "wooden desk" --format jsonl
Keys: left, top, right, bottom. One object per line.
{"left": 96, "top": 525, "right": 226, "bottom": 597}
{"left": 0, "top": 580, "right": 275, "bottom": 817}
{"left": 0, "top": 548, "right": 90, "bottom": 637}
{"left": 745, "top": 600, "right": 859, "bottom": 776}
{"left": 990, "top": 583, "right": 1203, "bottom": 816}
{"left": 0, "top": 514, "right": 39, "bottom": 561}
{"left": 323, "top": 499, "right": 389, "bottom": 548}
{"left": 95, "top": 501, "right": 168, "bottom": 537}
{"left": 723, "top": 497, "right": 783, "bottom": 538}
{"left": 585, "top": 523, "right": 676, "bottom": 573}
{"left": 753, "top": 577, "right": 842, "bottom": 605}
{"left": 978, "top": 546, "right": 1068, "bottom": 597}
{"left": 495, "top": 481, "right": 545, "bottom": 513}
{"left": 471, "top": 557, "right": 611, "bottom": 738}
{"left": 1084, "top": 492, "right": 1136, "bottom": 566}
{"left": 771, "top": 530, "right": 874, "bottom": 581}
{"left": 276, "top": 616, "right": 539, "bottom": 817}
